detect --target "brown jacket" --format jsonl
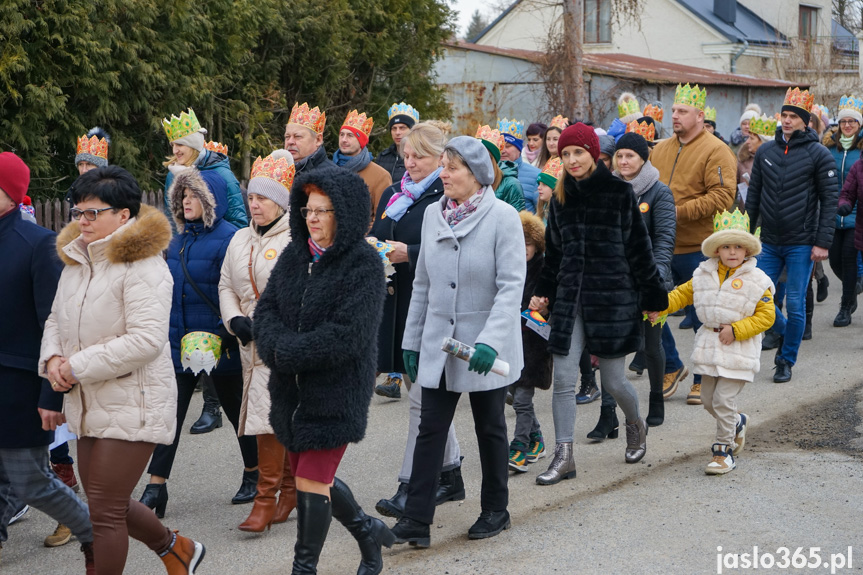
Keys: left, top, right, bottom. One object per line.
{"left": 651, "top": 129, "right": 736, "bottom": 254}
{"left": 358, "top": 161, "right": 393, "bottom": 222}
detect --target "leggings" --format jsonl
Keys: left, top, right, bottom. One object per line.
{"left": 602, "top": 322, "right": 664, "bottom": 407}
{"left": 552, "top": 315, "right": 640, "bottom": 443}
{"left": 78, "top": 437, "right": 173, "bottom": 575}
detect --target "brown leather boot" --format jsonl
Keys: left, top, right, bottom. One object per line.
{"left": 272, "top": 449, "right": 296, "bottom": 524}
{"left": 238, "top": 434, "right": 285, "bottom": 532}
{"left": 159, "top": 531, "right": 205, "bottom": 574}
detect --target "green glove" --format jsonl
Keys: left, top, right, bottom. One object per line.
{"left": 468, "top": 343, "right": 497, "bottom": 376}
{"left": 402, "top": 350, "right": 419, "bottom": 382}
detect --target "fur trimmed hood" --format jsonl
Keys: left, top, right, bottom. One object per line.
{"left": 822, "top": 125, "right": 863, "bottom": 151}
{"left": 167, "top": 168, "right": 227, "bottom": 230}
{"left": 520, "top": 210, "right": 545, "bottom": 253}
{"left": 56, "top": 204, "right": 172, "bottom": 266}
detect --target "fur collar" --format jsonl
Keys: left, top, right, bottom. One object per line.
{"left": 168, "top": 168, "right": 217, "bottom": 230}
{"left": 56, "top": 205, "right": 172, "bottom": 266}
{"left": 822, "top": 126, "right": 863, "bottom": 151}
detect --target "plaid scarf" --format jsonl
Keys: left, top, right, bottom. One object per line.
{"left": 443, "top": 187, "right": 485, "bottom": 228}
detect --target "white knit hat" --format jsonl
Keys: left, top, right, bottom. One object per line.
{"left": 739, "top": 103, "right": 762, "bottom": 126}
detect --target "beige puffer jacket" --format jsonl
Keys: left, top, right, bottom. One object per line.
{"left": 219, "top": 215, "right": 291, "bottom": 436}
{"left": 39, "top": 205, "right": 177, "bottom": 444}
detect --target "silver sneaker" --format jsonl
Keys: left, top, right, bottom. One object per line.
{"left": 535, "top": 442, "right": 576, "bottom": 485}
{"left": 625, "top": 417, "right": 648, "bottom": 463}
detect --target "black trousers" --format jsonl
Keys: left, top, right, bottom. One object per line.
{"left": 404, "top": 376, "right": 508, "bottom": 525}
{"left": 828, "top": 228, "right": 860, "bottom": 307}
{"left": 148, "top": 371, "right": 257, "bottom": 478}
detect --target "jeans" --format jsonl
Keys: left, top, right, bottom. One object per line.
{"left": 50, "top": 441, "right": 74, "bottom": 465}
{"left": 757, "top": 244, "right": 814, "bottom": 365}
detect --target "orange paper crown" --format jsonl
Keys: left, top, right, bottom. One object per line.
{"left": 550, "top": 115, "right": 569, "bottom": 130}
{"left": 475, "top": 125, "right": 505, "bottom": 152}
{"left": 251, "top": 154, "right": 296, "bottom": 191}
{"left": 626, "top": 120, "right": 656, "bottom": 142}
{"left": 289, "top": 102, "right": 327, "bottom": 135}
{"left": 783, "top": 88, "right": 815, "bottom": 114}
{"left": 542, "top": 156, "right": 563, "bottom": 179}
{"left": 643, "top": 103, "right": 664, "bottom": 123}
{"left": 76, "top": 134, "right": 109, "bottom": 160}
{"left": 204, "top": 141, "right": 228, "bottom": 155}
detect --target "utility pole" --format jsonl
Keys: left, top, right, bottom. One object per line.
{"left": 562, "top": 0, "right": 588, "bottom": 120}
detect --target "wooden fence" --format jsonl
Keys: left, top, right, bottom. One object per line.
{"left": 32, "top": 190, "right": 164, "bottom": 232}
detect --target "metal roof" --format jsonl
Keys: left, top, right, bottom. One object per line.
{"left": 676, "top": 0, "right": 788, "bottom": 46}
{"left": 444, "top": 42, "right": 801, "bottom": 88}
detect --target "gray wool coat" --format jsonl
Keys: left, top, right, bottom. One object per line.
{"left": 402, "top": 189, "right": 526, "bottom": 393}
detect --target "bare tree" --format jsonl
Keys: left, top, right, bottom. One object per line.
{"left": 834, "top": 0, "right": 863, "bottom": 33}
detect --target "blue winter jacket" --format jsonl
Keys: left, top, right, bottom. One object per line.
{"left": 166, "top": 168, "right": 241, "bottom": 374}
{"left": 823, "top": 127, "right": 861, "bottom": 230}
{"left": 514, "top": 156, "right": 541, "bottom": 214}
{"left": 164, "top": 150, "right": 248, "bottom": 231}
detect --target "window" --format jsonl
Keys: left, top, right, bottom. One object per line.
{"left": 585, "top": 0, "right": 611, "bottom": 44}
{"left": 799, "top": 5, "right": 817, "bottom": 38}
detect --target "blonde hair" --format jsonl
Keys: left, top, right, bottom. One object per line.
{"left": 536, "top": 197, "right": 548, "bottom": 221}
{"left": 162, "top": 148, "right": 200, "bottom": 168}
{"left": 425, "top": 119, "right": 452, "bottom": 136}
{"left": 400, "top": 122, "right": 447, "bottom": 158}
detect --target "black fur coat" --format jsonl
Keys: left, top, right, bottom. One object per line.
{"left": 536, "top": 161, "right": 668, "bottom": 358}
{"left": 253, "top": 167, "right": 386, "bottom": 452}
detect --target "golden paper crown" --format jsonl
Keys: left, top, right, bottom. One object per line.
{"left": 76, "top": 134, "right": 109, "bottom": 160}
{"left": 704, "top": 106, "right": 717, "bottom": 123}
{"left": 643, "top": 103, "right": 664, "bottom": 123}
{"left": 475, "top": 125, "right": 505, "bottom": 152}
{"left": 162, "top": 108, "right": 202, "bottom": 142}
{"left": 251, "top": 154, "right": 296, "bottom": 191}
{"left": 626, "top": 120, "right": 656, "bottom": 142}
{"left": 749, "top": 114, "right": 777, "bottom": 137}
{"left": 674, "top": 84, "right": 707, "bottom": 110}
{"left": 542, "top": 156, "right": 563, "bottom": 179}
{"left": 550, "top": 115, "right": 569, "bottom": 130}
{"left": 341, "top": 110, "right": 374, "bottom": 137}
{"left": 618, "top": 93, "right": 641, "bottom": 119}
{"left": 713, "top": 208, "right": 750, "bottom": 234}
{"left": 783, "top": 88, "right": 815, "bottom": 114}
{"left": 288, "top": 102, "right": 327, "bottom": 135}
{"left": 204, "top": 141, "right": 228, "bottom": 155}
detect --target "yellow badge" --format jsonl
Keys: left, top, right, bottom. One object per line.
{"left": 639, "top": 202, "right": 649, "bottom": 213}
{"left": 264, "top": 249, "right": 278, "bottom": 260}
{"left": 731, "top": 278, "right": 743, "bottom": 289}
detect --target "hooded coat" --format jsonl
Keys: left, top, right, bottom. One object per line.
{"left": 39, "top": 206, "right": 177, "bottom": 444}
{"left": 164, "top": 149, "right": 248, "bottom": 229}
{"left": 166, "top": 169, "right": 241, "bottom": 374}
{"left": 535, "top": 161, "right": 669, "bottom": 358}
{"left": 253, "top": 167, "right": 386, "bottom": 453}
{"left": 496, "top": 161, "right": 526, "bottom": 211}
{"left": 822, "top": 126, "right": 861, "bottom": 230}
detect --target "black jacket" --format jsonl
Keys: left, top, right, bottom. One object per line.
{"left": 746, "top": 127, "right": 839, "bottom": 249}
{"left": 0, "top": 210, "right": 64, "bottom": 448}
{"left": 514, "top": 253, "right": 552, "bottom": 390}
{"left": 254, "top": 167, "right": 386, "bottom": 452}
{"left": 639, "top": 180, "right": 677, "bottom": 290}
{"left": 368, "top": 178, "right": 444, "bottom": 373}
{"left": 296, "top": 144, "right": 336, "bottom": 176}
{"left": 535, "top": 162, "right": 669, "bottom": 358}
{"left": 374, "top": 143, "right": 406, "bottom": 183}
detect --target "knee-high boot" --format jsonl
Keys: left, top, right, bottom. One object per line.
{"left": 292, "top": 491, "right": 332, "bottom": 575}
{"left": 238, "top": 434, "right": 285, "bottom": 532}
{"left": 273, "top": 452, "right": 297, "bottom": 524}
{"left": 330, "top": 478, "right": 395, "bottom": 575}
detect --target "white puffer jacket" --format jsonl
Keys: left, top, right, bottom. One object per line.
{"left": 691, "top": 257, "right": 774, "bottom": 382}
{"left": 219, "top": 216, "right": 291, "bottom": 436}
{"left": 39, "top": 206, "right": 177, "bottom": 444}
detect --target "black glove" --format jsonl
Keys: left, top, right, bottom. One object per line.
{"left": 231, "top": 316, "right": 254, "bottom": 346}
{"left": 837, "top": 203, "right": 853, "bottom": 217}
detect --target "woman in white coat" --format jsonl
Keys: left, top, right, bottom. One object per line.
{"left": 40, "top": 166, "right": 204, "bottom": 574}
{"left": 219, "top": 150, "right": 295, "bottom": 532}
{"left": 389, "top": 136, "right": 525, "bottom": 547}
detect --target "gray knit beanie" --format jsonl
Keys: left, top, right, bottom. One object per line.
{"left": 599, "top": 134, "right": 616, "bottom": 158}
{"left": 445, "top": 136, "right": 494, "bottom": 186}
{"left": 247, "top": 149, "right": 294, "bottom": 210}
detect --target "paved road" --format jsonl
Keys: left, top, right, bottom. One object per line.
{"left": 4, "top": 275, "right": 863, "bottom": 574}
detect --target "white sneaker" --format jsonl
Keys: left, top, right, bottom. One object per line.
{"left": 733, "top": 413, "right": 748, "bottom": 456}
{"left": 705, "top": 444, "right": 735, "bottom": 475}
{"left": 9, "top": 504, "right": 29, "bottom": 525}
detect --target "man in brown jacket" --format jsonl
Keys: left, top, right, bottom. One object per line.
{"left": 333, "top": 110, "right": 392, "bottom": 225}
{"left": 650, "top": 84, "right": 736, "bottom": 405}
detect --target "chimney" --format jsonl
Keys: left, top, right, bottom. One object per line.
{"left": 714, "top": 0, "right": 737, "bottom": 25}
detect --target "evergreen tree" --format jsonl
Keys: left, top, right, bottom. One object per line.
{"left": 466, "top": 9, "right": 489, "bottom": 41}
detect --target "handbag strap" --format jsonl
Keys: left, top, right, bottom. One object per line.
{"left": 179, "top": 239, "right": 223, "bottom": 319}
{"left": 248, "top": 246, "right": 261, "bottom": 300}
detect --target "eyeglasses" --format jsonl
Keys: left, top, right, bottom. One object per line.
{"left": 300, "top": 207, "right": 335, "bottom": 219}
{"left": 70, "top": 207, "right": 115, "bottom": 221}
{"left": 839, "top": 119, "right": 859, "bottom": 126}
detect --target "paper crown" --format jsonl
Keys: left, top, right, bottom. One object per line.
{"left": 204, "top": 141, "right": 228, "bottom": 155}
{"left": 625, "top": 120, "right": 656, "bottom": 142}
{"left": 162, "top": 108, "right": 203, "bottom": 142}
{"left": 838, "top": 95, "right": 863, "bottom": 115}
{"left": 674, "top": 84, "right": 707, "bottom": 110}
{"left": 643, "top": 103, "right": 664, "bottom": 123}
{"left": 749, "top": 114, "right": 777, "bottom": 137}
{"left": 387, "top": 102, "right": 419, "bottom": 123}
{"left": 497, "top": 118, "right": 525, "bottom": 142}
{"left": 783, "top": 88, "right": 815, "bottom": 114}
{"left": 76, "top": 134, "right": 109, "bottom": 160}
{"left": 542, "top": 156, "right": 563, "bottom": 180}
{"left": 342, "top": 110, "right": 374, "bottom": 137}
{"left": 475, "top": 125, "right": 505, "bottom": 152}
{"left": 812, "top": 103, "right": 829, "bottom": 117}
{"left": 289, "top": 102, "right": 327, "bottom": 134}
{"left": 251, "top": 153, "right": 296, "bottom": 191}
{"left": 550, "top": 115, "right": 569, "bottom": 130}
{"left": 618, "top": 93, "right": 641, "bottom": 119}
{"left": 704, "top": 106, "right": 717, "bottom": 123}
{"left": 713, "top": 208, "right": 750, "bottom": 234}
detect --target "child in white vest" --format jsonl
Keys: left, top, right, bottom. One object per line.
{"left": 649, "top": 209, "right": 775, "bottom": 475}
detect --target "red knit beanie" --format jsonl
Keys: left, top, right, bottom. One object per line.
{"left": 342, "top": 126, "right": 369, "bottom": 149}
{"left": 0, "top": 152, "right": 30, "bottom": 206}
{"left": 557, "top": 123, "right": 600, "bottom": 162}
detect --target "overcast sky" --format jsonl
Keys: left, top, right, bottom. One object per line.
{"left": 452, "top": 0, "right": 501, "bottom": 37}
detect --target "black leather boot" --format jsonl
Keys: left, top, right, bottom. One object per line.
{"left": 646, "top": 391, "right": 665, "bottom": 427}
{"left": 292, "top": 491, "right": 332, "bottom": 575}
{"left": 139, "top": 483, "right": 168, "bottom": 518}
{"left": 190, "top": 376, "right": 222, "bottom": 434}
{"left": 331, "top": 478, "right": 395, "bottom": 575}
{"left": 375, "top": 483, "right": 407, "bottom": 519}
{"left": 390, "top": 516, "right": 430, "bottom": 548}
{"left": 435, "top": 463, "right": 465, "bottom": 505}
{"left": 586, "top": 405, "right": 619, "bottom": 440}
{"left": 232, "top": 469, "right": 258, "bottom": 504}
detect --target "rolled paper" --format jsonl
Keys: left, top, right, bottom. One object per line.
{"left": 441, "top": 337, "right": 510, "bottom": 377}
